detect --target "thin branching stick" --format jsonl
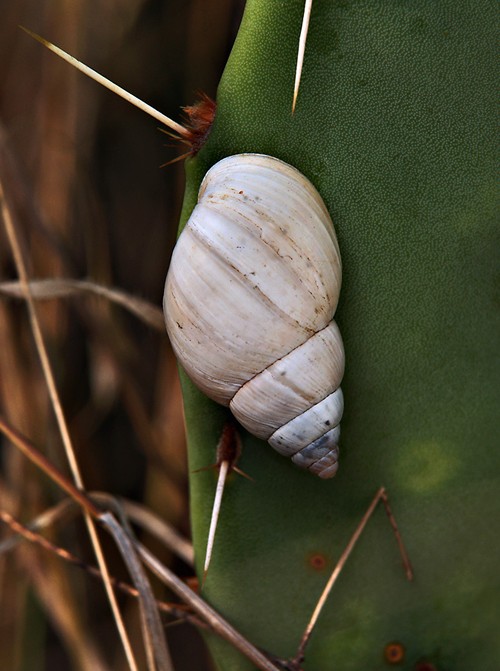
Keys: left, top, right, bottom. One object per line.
{"left": 0, "top": 417, "right": 173, "bottom": 671}
{"left": 0, "top": 279, "right": 165, "bottom": 331}
{"left": 92, "top": 494, "right": 194, "bottom": 567}
{"left": 0, "top": 494, "right": 194, "bottom": 568}
{"left": 0, "top": 416, "right": 281, "bottom": 671}
{"left": 291, "top": 486, "right": 413, "bottom": 667}
{"left": 81, "top": 494, "right": 281, "bottom": 671}
{"left": 0, "top": 511, "right": 203, "bottom": 628}
{"left": 0, "top": 498, "right": 74, "bottom": 556}
{"left": 138, "top": 543, "right": 282, "bottom": 671}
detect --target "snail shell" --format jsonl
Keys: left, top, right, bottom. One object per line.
{"left": 164, "top": 154, "right": 344, "bottom": 478}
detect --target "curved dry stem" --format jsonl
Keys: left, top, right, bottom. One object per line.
{"left": 0, "top": 511, "right": 203, "bottom": 628}
{"left": 0, "top": 278, "right": 165, "bottom": 331}
{"left": 92, "top": 494, "right": 194, "bottom": 567}
{"left": 0, "top": 417, "right": 173, "bottom": 670}
{"left": 292, "top": 487, "right": 414, "bottom": 667}
{"left": 100, "top": 513, "right": 174, "bottom": 671}
{"left": 0, "top": 417, "right": 281, "bottom": 671}
{"left": 0, "top": 498, "right": 76, "bottom": 555}
{"left": 0, "top": 494, "right": 194, "bottom": 568}
{"left": 139, "top": 543, "right": 282, "bottom": 671}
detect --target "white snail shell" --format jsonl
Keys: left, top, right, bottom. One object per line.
{"left": 163, "top": 154, "right": 344, "bottom": 478}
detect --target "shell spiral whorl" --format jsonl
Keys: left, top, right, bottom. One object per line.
{"left": 164, "top": 153, "right": 344, "bottom": 478}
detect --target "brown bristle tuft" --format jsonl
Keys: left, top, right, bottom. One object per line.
{"left": 181, "top": 94, "right": 217, "bottom": 156}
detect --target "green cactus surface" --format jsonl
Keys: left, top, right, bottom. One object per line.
{"left": 174, "top": 1, "right": 499, "bottom": 669}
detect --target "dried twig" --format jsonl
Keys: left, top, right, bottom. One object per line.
{"left": 0, "top": 417, "right": 281, "bottom": 671}
{"left": 0, "top": 417, "right": 173, "bottom": 671}
{"left": 139, "top": 543, "right": 282, "bottom": 671}
{"left": 0, "top": 278, "right": 165, "bottom": 331}
{"left": 291, "top": 486, "right": 413, "bottom": 668}
{"left": 0, "top": 498, "right": 74, "bottom": 556}
{"left": 0, "top": 494, "right": 194, "bottom": 568}
{"left": 0, "top": 511, "right": 203, "bottom": 629}
{"left": 92, "top": 494, "right": 194, "bottom": 567}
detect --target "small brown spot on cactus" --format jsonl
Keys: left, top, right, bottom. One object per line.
{"left": 308, "top": 552, "right": 327, "bottom": 571}
{"left": 384, "top": 641, "right": 405, "bottom": 664}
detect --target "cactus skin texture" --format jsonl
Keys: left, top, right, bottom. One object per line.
{"left": 175, "top": 1, "right": 499, "bottom": 669}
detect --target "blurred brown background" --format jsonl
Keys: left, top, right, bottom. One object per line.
{"left": 0, "top": 1, "right": 244, "bottom": 669}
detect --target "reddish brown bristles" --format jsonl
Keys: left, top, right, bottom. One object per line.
{"left": 181, "top": 94, "right": 217, "bottom": 155}
{"left": 161, "top": 94, "right": 216, "bottom": 165}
